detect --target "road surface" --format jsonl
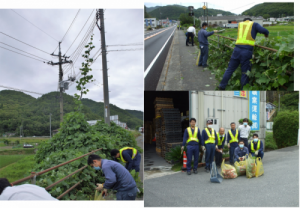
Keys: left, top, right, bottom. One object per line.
{"left": 144, "top": 146, "right": 299, "bottom": 207}
{"left": 144, "top": 26, "right": 177, "bottom": 90}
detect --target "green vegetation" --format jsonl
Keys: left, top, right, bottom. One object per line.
{"left": 0, "top": 155, "right": 35, "bottom": 183}
{"left": 0, "top": 138, "right": 48, "bottom": 144}
{"left": 144, "top": 5, "right": 152, "bottom": 18}
{"left": 0, "top": 148, "right": 35, "bottom": 155}
{"left": 148, "top": 4, "right": 234, "bottom": 20}
{"left": 0, "top": 90, "right": 142, "bottom": 136}
{"left": 0, "top": 155, "right": 25, "bottom": 169}
{"left": 242, "top": 3, "right": 294, "bottom": 17}
{"left": 265, "top": 132, "right": 278, "bottom": 150}
{"left": 131, "top": 130, "right": 141, "bottom": 138}
{"left": 273, "top": 110, "right": 298, "bottom": 148}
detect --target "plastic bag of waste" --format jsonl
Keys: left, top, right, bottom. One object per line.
{"left": 246, "top": 154, "right": 256, "bottom": 178}
{"left": 255, "top": 157, "right": 264, "bottom": 177}
{"left": 234, "top": 160, "right": 246, "bottom": 176}
{"left": 221, "top": 159, "right": 237, "bottom": 179}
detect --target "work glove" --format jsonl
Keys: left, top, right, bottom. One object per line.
{"left": 102, "top": 189, "right": 108, "bottom": 197}
{"left": 215, "top": 145, "right": 218, "bottom": 149}
{"left": 95, "top": 183, "right": 104, "bottom": 191}
{"left": 219, "top": 149, "right": 223, "bottom": 153}
{"left": 228, "top": 144, "right": 230, "bottom": 148}
{"left": 255, "top": 151, "right": 258, "bottom": 156}
{"left": 202, "top": 146, "right": 206, "bottom": 151}
{"left": 214, "top": 30, "right": 218, "bottom": 33}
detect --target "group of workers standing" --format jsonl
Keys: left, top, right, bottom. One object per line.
{"left": 185, "top": 18, "right": 269, "bottom": 89}
{"left": 181, "top": 118, "right": 264, "bottom": 175}
{"left": 0, "top": 147, "right": 141, "bottom": 200}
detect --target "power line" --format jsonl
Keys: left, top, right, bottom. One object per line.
{"left": 107, "top": 43, "right": 143, "bottom": 47}
{"left": 0, "top": 85, "right": 43, "bottom": 95}
{"left": 0, "top": 42, "right": 49, "bottom": 61}
{"left": 61, "top": 9, "right": 81, "bottom": 42}
{"left": 107, "top": 48, "right": 143, "bottom": 52}
{"left": 0, "top": 32, "right": 50, "bottom": 54}
{"left": 0, "top": 46, "right": 47, "bottom": 63}
{"left": 229, "top": 2, "right": 256, "bottom": 12}
{"left": 64, "top": 9, "right": 95, "bottom": 55}
{"left": 10, "top": 9, "right": 59, "bottom": 42}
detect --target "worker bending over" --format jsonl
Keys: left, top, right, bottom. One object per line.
{"left": 186, "top": 25, "right": 196, "bottom": 46}
{"left": 227, "top": 122, "right": 240, "bottom": 165}
{"left": 111, "top": 147, "right": 141, "bottom": 173}
{"left": 88, "top": 154, "right": 137, "bottom": 200}
{"left": 0, "top": 178, "right": 57, "bottom": 200}
{"left": 218, "top": 18, "right": 269, "bottom": 90}
{"left": 215, "top": 127, "right": 226, "bottom": 168}
{"left": 181, "top": 118, "right": 202, "bottom": 175}
{"left": 248, "top": 133, "right": 264, "bottom": 159}
{"left": 234, "top": 140, "right": 249, "bottom": 162}
{"left": 202, "top": 120, "right": 218, "bottom": 173}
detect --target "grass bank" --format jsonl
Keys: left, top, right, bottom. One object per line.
{"left": 0, "top": 148, "right": 35, "bottom": 155}
{"left": 0, "top": 155, "right": 25, "bottom": 169}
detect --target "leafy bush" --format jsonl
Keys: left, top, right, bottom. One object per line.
{"left": 265, "top": 132, "right": 278, "bottom": 150}
{"left": 273, "top": 110, "right": 299, "bottom": 148}
{"left": 33, "top": 110, "right": 142, "bottom": 200}
{"left": 165, "top": 146, "right": 183, "bottom": 163}
{"left": 238, "top": 118, "right": 253, "bottom": 126}
{"left": 207, "top": 34, "right": 294, "bottom": 90}
{"left": 147, "top": 26, "right": 152, "bottom": 31}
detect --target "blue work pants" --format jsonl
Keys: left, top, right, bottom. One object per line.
{"left": 229, "top": 142, "right": 238, "bottom": 163}
{"left": 186, "top": 144, "right": 199, "bottom": 172}
{"left": 205, "top": 143, "right": 215, "bottom": 170}
{"left": 198, "top": 45, "right": 209, "bottom": 66}
{"left": 116, "top": 187, "right": 137, "bottom": 200}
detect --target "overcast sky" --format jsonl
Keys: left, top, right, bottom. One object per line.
{"left": 145, "top": 1, "right": 266, "bottom": 15}
{"left": 0, "top": 9, "right": 144, "bottom": 111}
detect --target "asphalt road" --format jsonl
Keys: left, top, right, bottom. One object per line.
{"left": 144, "top": 26, "right": 177, "bottom": 90}
{"left": 144, "top": 146, "right": 299, "bottom": 207}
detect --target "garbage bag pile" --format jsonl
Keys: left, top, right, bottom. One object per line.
{"left": 221, "top": 160, "right": 238, "bottom": 179}
{"left": 234, "top": 160, "right": 246, "bottom": 176}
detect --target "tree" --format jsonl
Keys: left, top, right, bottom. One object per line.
{"left": 144, "top": 6, "right": 152, "bottom": 18}
{"left": 263, "top": 14, "right": 270, "bottom": 20}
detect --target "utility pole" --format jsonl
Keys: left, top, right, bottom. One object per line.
{"left": 96, "top": 9, "right": 111, "bottom": 126}
{"left": 48, "top": 42, "right": 72, "bottom": 123}
{"left": 50, "top": 113, "right": 52, "bottom": 138}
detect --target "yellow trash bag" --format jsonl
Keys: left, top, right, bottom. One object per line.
{"left": 221, "top": 159, "right": 237, "bottom": 179}
{"left": 234, "top": 160, "right": 246, "bottom": 176}
{"left": 196, "top": 50, "right": 200, "bottom": 66}
{"left": 246, "top": 154, "right": 256, "bottom": 178}
{"left": 255, "top": 157, "right": 264, "bottom": 177}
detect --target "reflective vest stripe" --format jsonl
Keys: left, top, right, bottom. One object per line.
{"left": 205, "top": 128, "right": 215, "bottom": 144}
{"left": 251, "top": 140, "right": 261, "bottom": 152}
{"left": 119, "top": 147, "right": 137, "bottom": 163}
{"left": 217, "top": 132, "right": 225, "bottom": 146}
{"left": 187, "top": 127, "right": 199, "bottom": 143}
{"left": 235, "top": 21, "right": 255, "bottom": 46}
{"left": 228, "top": 130, "right": 239, "bottom": 143}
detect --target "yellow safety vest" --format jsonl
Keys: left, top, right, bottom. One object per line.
{"left": 228, "top": 129, "right": 239, "bottom": 143}
{"left": 235, "top": 21, "right": 255, "bottom": 46}
{"left": 187, "top": 127, "right": 199, "bottom": 143}
{"left": 217, "top": 132, "right": 225, "bottom": 146}
{"left": 119, "top": 147, "right": 137, "bottom": 163}
{"left": 205, "top": 128, "right": 215, "bottom": 144}
{"left": 251, "top": 140, "right": 261, "bottom": 153}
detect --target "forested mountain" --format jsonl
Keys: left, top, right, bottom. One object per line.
{"left": 242, "top": 3, "right": 294, "bottom": 17}
{"left": 0, "top": 90, "right": 143, "bottom": 136}
{"left": 145, "top": 6, "right": 161, "bottom": 13}
{"left": 147, "top": 4, "right": 235, "bottom": 20}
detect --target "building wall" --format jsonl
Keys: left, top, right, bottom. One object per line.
{"left": 192, "top": 91, "right": 266, "bottom": 149}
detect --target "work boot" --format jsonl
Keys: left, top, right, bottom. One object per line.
{"left": 193, "top": 169, "right": 198, "bottom": 174}
{"left": 187, "top": 171, "right": 191, "bottom": 175}
{"left": 202, "top": 64, "right": 209, "bottom": 68}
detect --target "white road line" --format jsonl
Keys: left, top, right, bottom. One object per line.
{"left": 144, "top": 27, "right": 176, "bottom": 78}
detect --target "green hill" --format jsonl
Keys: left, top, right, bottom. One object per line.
{"left": 148, "top": 4, "right": 235, "bottom": 20}
{"left": 242, "top": 3, "right": 294, "bottom": 17}
{"left": 146, "top": 6, "right": 161, "bottom": 13}
{"left": 0, "top": 90, "right": 142, "bottom": 136}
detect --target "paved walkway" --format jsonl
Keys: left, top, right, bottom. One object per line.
{"left": 157, "top": 29, "right": 217, "bottom": 90}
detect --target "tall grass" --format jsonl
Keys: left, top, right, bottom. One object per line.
{"left": 0, "top": 155, "right": 25, "bottom": 169}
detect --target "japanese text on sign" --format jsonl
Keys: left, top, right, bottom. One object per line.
{"left": 249, "top": 91, "right": 260, "bottom": 131}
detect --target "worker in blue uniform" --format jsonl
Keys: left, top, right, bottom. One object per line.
{"left": 234, "top": 140, "right": 249, "bottom": 162}
{"left": 197, "top": 22, "right": 219, "bottom": 67}
{"left": 215, "top": 127, "right": 226, "bottom": 168}
{"left": 111, "top": 147, "right": 141, "bottom": 173}
{"left": 248, "top": 133, "right": 264, "bottom": 159}
{"left": 227, "top": 122, "right": 240, "bottom": 165}
{"left": 181, "top": 118, "right": 202, "bottom": 175}
{"left": 87, "top": 154, "right": 137, "bottom": 200}
{"left": 218, "top": 18, "right": 269, "bottom": 90}
{"left": 202, "top": 120, "right": 218, "bottom": 173}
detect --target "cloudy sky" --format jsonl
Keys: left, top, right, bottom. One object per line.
{"left": 0, "top": 9, "right": 144, "bottom": 111}
{"left": 145, "top": 1, "right": 267, "bottom": 15}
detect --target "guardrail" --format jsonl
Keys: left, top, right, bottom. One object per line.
{"left": 12, "top": 148, "right": 102, "bottom": 199}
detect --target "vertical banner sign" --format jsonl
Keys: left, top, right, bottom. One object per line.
{"left": 150, "top": 19, "right": 152, "bottom": 26}
{"left": 145, "top": 19, "right": 148, "bottom": 26}
{"left": 249, "top": 91, "right": 260, "bottom": 131}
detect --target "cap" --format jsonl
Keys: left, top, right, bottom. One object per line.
{"left": 207, "top": 120, "right": 213, "bottom": 124}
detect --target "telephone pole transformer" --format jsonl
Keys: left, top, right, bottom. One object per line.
{"left": 48, "top": 42, "right": 72, "bottom": 123}
{"left": 96, "top": 9, "right": 111, "bottom": 126}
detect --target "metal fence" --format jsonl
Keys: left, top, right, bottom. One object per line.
{"left": 11, "top": 148, "right": 102, "bottom": 200}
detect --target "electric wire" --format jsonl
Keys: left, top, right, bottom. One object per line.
{"left": 10, "top": 9, "right": 58, "bottom": 42}
{"left": 0, "top": 42, "right": 49, "bottom": 61}
{"left": 106, "top": 43, "right": 143, "bottom": 47}
{"left": 0, "top": 46, "right": 47, "bottom": 63}
{"left": 61, "top": 9, "right": 81, "bottom": 42}
{"left": 107, "top": 48, "right": 143, "bottom": 52}
{"left": 64, "top": 9, "right": 95, "bottom": 55}
{"left": 0, "top": 32, "right": 50, "bottom": 54}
